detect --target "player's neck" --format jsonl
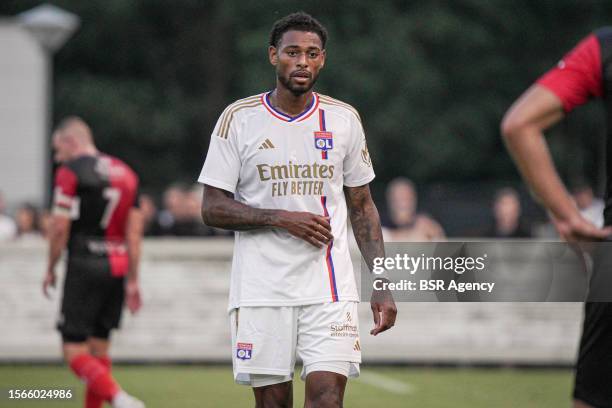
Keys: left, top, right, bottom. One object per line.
{"left": 270, "top": 87, "right": 314, "bottom": 116}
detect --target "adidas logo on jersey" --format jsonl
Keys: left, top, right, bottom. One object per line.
{"left": 258, "top": 139, "right": 275, "bottom": 150}
{"left": 353, "top": 340, "right": 361, "bottom": 351}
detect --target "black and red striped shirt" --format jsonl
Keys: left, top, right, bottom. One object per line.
{"left": 53, "top": 154, "right": 139, "bottom": 277}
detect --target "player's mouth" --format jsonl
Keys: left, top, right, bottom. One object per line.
{"left": 291, "top": 71, "right": 311, "bottom": 84}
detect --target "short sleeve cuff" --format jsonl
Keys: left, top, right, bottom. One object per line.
{"left": 198, "top": 176, "right": 237, "bottom": 194}
{"left": 343, "top": 173, "right": 375, "bottom": 188}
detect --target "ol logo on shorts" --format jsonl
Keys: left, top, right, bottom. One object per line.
{"left": 236, "top": 342, "right": 253, "bottom": 360}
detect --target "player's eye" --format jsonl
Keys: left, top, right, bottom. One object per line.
{"left": 309, "top": 52, "right": 319, "bottom": 58}
{"left": 287, "top": 51, "right": 298, "bottom": 57}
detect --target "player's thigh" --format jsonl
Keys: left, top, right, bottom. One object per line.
{"left": 297, "top": 301, "right": 361, "bottom": 380}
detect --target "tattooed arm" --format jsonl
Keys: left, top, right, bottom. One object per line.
{"left": 344, "top": 184, "right": 385, "bottom": 271}
{"left": 202, "top": 184, "right": 333, "bottom": 248}
{"left": 345, "top": 184, "right": 397, "bottom": 335}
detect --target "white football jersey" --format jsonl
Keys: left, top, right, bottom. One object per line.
{"left": 198, "top": 92, "right": 375, "bottom": 310}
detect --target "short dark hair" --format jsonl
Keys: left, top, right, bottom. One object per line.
{"left": 269, "top": 12, "right": 327, "bottom": 49}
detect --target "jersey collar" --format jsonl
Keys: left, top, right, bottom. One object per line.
{"left": 261, "top": 91, "right": 319, "bottom": 122}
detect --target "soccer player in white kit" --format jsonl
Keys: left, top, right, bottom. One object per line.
{"left": 199, "top": 12, "right": 397, "bottom": 407}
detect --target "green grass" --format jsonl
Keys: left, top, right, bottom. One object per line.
{"left": 0, "top": 365, "right": 572, "bottom": 407}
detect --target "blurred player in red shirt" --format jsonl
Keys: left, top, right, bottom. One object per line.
{"left": 502, "top": 29, "right": 612, "bottom": 408}
{"left": 43, "top": 117, "right": 145, "bottom": 408}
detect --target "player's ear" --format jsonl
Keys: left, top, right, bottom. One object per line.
{"left": 269, "top": 46, "right": 278, "bottom": 66}
{"left": 320, "top": 49, "right": 326, "bottom": 69}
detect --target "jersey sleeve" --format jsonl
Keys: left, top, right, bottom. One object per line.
{"left": 343, "top": 115, "right": 375, "bottom": 187}
{"left": 198, "top": 109, "right": 241, "bottom": 194}
{"left": 52, "top": 165, "right": 78, "bottom": 217}
{"left": 537, "top": 34, "right": 603, "bottom": 112}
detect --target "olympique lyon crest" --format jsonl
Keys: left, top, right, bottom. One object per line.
{"left": 314, "top": 131, "right": 333, "bottom": 151}
{"left": 236, "top": 343, "right": 253, "bottom": 360}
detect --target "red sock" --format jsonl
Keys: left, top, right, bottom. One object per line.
{"left": 70, "top": 354, "right": 119, "bottom": 403}
{"left": 85, "top": 356, "right": 113, "bottom": 408}
{"left": 96, "top": 356, "right": 112, "bottom": 371}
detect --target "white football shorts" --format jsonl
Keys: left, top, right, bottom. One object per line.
{"left": 230, "top": 301, "right": 361, "bottom": 387}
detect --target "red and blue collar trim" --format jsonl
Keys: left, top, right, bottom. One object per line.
{"left": 261, "top": 91, "right": 319, "bottom": 122}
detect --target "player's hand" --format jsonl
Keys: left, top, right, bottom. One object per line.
{"left": 276, "top": 210, "right": 333, "bottom": 248}
{"left": 42, "top": 270, "right": 56, "bottom": 299}
{"left": 125, "top": 279, "right": 142, "bottom": 314}
{"left": 551, "top": 213, "right": 612, "bottom": 242}
{"left": 370, "top": 279, "right": 397, "bottom": 336}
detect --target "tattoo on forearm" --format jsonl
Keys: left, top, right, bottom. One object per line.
{"left": 203, "top": 188, "right": 277, "bottom": 231}
{"left": 345, "top": 186, "right": 385, "bottom": 273}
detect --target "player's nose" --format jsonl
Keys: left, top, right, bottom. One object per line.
{"left": 296, "top": 53, "right": 308, "bottom": 67}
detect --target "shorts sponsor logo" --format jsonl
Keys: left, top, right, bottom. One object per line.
{"left": 236, "top": 342, "right": 253, "bottom": 360}
{"left": 330, "top": 313, "right": 358, "bottom": 338}
{"left": 87, "top": 240, "right": 127, "bottom": 255}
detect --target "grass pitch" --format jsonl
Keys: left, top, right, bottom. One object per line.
{"left": 0, "top": 365, "right": 572, "bottom": 407}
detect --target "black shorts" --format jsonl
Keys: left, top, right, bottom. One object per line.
{"left": 57, "top": 256, "right": 125, "bottom": 342}
{"left": 574, "top": 302, "right": 612, "bottom": 407}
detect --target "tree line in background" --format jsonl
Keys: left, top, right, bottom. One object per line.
{"left": 2, "top": 0, "right": 611, "bottom": 197}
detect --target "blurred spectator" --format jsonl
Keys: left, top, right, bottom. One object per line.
{"left": 15, "top": 203, "right": 41, "bottom": 240}
{"left": 0, "top": 191, "right": 16, "bottom": 240}
{"left": 572, "top": 184, "right": 605, "bottom": 228}
{"left": 154, "top": 184, "right": 215, "bottom": 236}
{"left": 139, "top": 193, "right": 160, "bottom": 236}
{"left": 382, "top": 177, "right": 445, "bottom": 241}
{"left": 156, "top": 184, "right": 187, "bottom": 235}
{"left": 485, "top": 188, "right": 531, "bottom": 238}
{"left": 177, "top": 185, "right": 215, "bottom": 236}
{"left": 38, "top": 210, "right": 52, "bottom": 239}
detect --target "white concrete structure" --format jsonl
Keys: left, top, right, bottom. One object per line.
{"left": 0, "top": 5, "right": 78, "bottom": 209}
{"left": 0, "top": 20, "right": 47, "bottom": 208}
{"left": 0, "top": 238, "right": 582, "bottom": 365}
